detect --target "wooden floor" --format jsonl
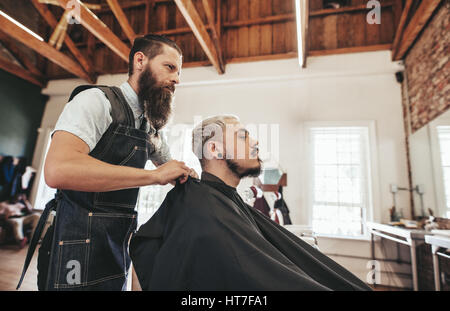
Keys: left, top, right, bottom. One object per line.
{"left": 0, "top": 244, "right": 38, "bottom": 291}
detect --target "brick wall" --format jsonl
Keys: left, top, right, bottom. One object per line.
{"left": 404, "top": 3, "right": 450, "bottom": 133}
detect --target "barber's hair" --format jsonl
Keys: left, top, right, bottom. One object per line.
{"left": 128, "top": 34, "right": 182, "bottom": 75}
{"left": 192, "top": 115, "right": 240, "bottom": 168}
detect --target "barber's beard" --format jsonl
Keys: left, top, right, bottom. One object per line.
{"left": 137, "top": 67, "right": 174, "bottom": 132}
{"left": 225, "top": 158, "right": 262, "bottom": 179}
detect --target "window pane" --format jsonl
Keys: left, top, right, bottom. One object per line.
{"left": 310, "top": 127, "right": 370, "bottom": 237}
{"left": 437, "top": 126, "right": 450, "bottom": 213}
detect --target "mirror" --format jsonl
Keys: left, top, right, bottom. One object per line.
{"left": 409, "top": 109, "right": 450, "bottom": 219}
{"left": 258, "top": 167, "right": 284, "bottom": 185}
{"left": 253, "top": 162, "right": 287, "bottom": 192}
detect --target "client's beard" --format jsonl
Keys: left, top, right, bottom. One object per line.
{"left": 137, "top": 67, "right": 174, "bottom": 132}
{"left": 225, "top": 158, "right": 262, "bottom": 179}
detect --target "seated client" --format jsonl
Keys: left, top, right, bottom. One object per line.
{"left": 130, "top": 115, "right": 371, "bottom": 291}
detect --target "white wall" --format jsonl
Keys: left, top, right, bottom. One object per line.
{"left": 34, "top": 50, "right": 412, "bottom": 288}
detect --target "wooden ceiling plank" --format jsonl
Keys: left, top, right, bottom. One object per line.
{"left": 0, "top": 31, "right": 44, "bottom": 78}
{"left": 144, "top": 0, "right": 152, "bottom": 33}
{"left": 0, "top": 14, "right": 91, "bottom": 82}
{"left": 310, "top": 1, "right": 395, "bottom": 17}
{"left": 0, "top": 56, "right": 46, "bottom": 87}
{"left": 393, "top": 0, "right": 442, "bottom": 60}
{"left": 201, "top": 0, "right": 225, "bottom": 71}
{"left": 56, "top": 0, "right": 130, "bottom": 62}
{"left": 31, "top": 0, "right": 96, "bottom": 83}
{"left": 72, "top": 11, "right": 294, "bottom": 45}
{"left": 223, "top": 13, "right": 295, "bottom": 28}
{"left": 391, "top": 0, "right": 413, "bottom": 60}
{"left": 97, "top": 0, "right": 170, "bottom": 13}
{"left": 216, "top": 0, "right": 221, "bottom": 37}
{"left": 106, "top": 0, "right": 137, "bottom": 44}
{"left": 73, "top": 25, "right": 216, "bottom": 48}
{"left": 174, "top": 0, "right": 224, "bottom": 74}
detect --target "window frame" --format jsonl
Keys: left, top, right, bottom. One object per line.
{"left": 303, "top": 120, "right": 380, "bottom": 239}
{"left": 429, "top": 120, "right": 450, "bottom": 219}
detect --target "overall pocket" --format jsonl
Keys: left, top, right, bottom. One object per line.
{"left": 54, "top": 239, "right": 90, "bottom": 289}
{"left": 85, "top": 212, "right": 136, "bottom": 287}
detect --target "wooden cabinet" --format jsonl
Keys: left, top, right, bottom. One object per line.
{"left": 416, "top": 244, "right": 436, "bottom": 290}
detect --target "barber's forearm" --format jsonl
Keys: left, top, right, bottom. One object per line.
{"left": 45, "top": 153, "right": 159, "bottom": 192}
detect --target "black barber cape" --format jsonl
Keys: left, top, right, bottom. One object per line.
{"left": 129, "top": 173, "right": 371, "bottom": 291}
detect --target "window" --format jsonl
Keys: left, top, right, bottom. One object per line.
{"left": 307, "top": 124, "right": 375, "bottom": 237}
{"left": 436, "top": 126, "right": 450, "bottom": 218}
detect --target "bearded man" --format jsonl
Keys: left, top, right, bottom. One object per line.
{"left": 17, "top": 34, "right": 198, "bottom": 291}
{"left": 129, "top": 115, "right": 371, "bottom": 291}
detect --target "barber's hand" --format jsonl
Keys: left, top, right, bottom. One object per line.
{"left": 188, "top": 168, "right": 199, "bottom": 179}
{"left": 168, "top": 167, "right": 199, "bottom": 186}
{"left": 154, "top": 160, "right": 190, "bottom": 186}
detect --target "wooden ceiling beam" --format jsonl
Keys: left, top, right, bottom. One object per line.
{"left": 308, "top": 44, "right": 392, "bottom": 57}
{"left": 0, "top": 31, "right": 44, "bottom": 78}
{"left": 106, "top": 0, "right": 137, "bottom": 44}
{"left": 0, "top": 14, "right": 91, "bottom": 82}
{"left": 56, "top": 0, "right": 130, "bottom": 62}
{"left": 201, "top": 0, "right": 225, "bottom": 71}
{"left": 31, "top": 0, "right": 96, "bottom": 83}
{"left": 391, "top": 0, "right": 413, "bottom": 60}
{"left": 309, "top": 1, "right": 395, "bottom": 17}
{"left": 0, "top": 56, "right": 47, "bottom": 88}
{"left": 174, "top": 0, "right": 224, "bottom": 74}
{"left": 224, "top": 13, "right": 295, "bottom": 28}
{"left": 216, "top": 0, "right": 221, "bottom": 37}
{"left": 393, "top": 0, "right": 443, "bottom": 60}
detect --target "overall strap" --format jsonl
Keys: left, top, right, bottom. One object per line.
{"left": 68, "top": 85, "right": 135, "bottom": 127}
{"left": 98, "top": 86, "right": 135, "bottom": 127}
{"left": 16, "top": 191, "right": 62, "bottom": 289}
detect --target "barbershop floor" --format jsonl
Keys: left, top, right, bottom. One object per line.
{"left": 0, "top": 245, "right": 37, "bottom": 291}
{"left": 0, "top": 245, "right": 405, "bottom": 291}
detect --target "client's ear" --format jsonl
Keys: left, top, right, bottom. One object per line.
{"left": 206, "top": 141, "right": 223, "bottom": 160}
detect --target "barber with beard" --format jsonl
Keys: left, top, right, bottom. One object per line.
{"left": 17, "top": 35, "right": 197, "bottom": 291}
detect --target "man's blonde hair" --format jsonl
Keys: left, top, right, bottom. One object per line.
{"left": 192, "top": 115, "right": 240, "bottom": 168}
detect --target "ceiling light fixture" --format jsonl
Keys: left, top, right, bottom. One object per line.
{"left": 295, "top": 0, "right": 304, "bottom": 68}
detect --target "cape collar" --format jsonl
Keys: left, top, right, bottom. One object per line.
{"left": 201, "top": 172, "right": 237, "bottom": 191}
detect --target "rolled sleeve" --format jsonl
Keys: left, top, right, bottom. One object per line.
{"left": 52, "top": 88, "right": 112, "bottom": 152}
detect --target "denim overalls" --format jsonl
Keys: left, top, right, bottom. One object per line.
{"left": 18, "top": 86, "right": 154, "bottom": 290}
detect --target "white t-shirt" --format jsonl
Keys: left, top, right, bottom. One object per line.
{"left": 52, "top": 82, "right": 172, "bottom": 165}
